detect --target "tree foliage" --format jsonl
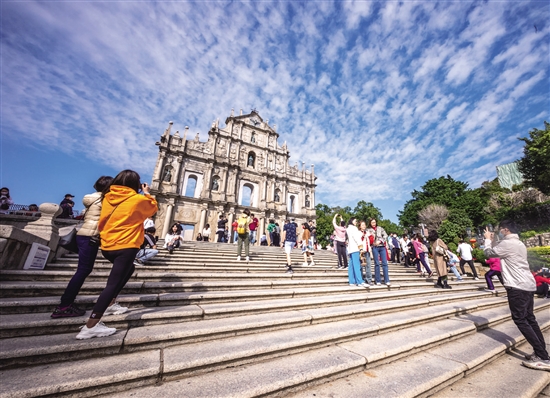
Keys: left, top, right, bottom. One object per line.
{"left": 315, "top": 201, "right": 399, "bottom": 248}
{"left": 518, "top": 121, "right": 550, "bottom": 195}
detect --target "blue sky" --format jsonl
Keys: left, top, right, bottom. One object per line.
{"left": 1, "top": 1, "right": 549, "bottom": 223}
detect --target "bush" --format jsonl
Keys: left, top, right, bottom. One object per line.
{"left": 472, "top": 248, "right": 487, "bottom": 265}
{"left": 447, "top": 242, "right": 457, "bottom": 253}
{"left": 520, "top": 230, "right": 538, "bottom": 239}
{"left": 528, "top": 246, "right": 550, "bottom": 256}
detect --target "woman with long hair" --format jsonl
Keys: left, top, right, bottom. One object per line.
{"left": 76, "top": 170, "right": 157, "bottom": 339}
{"left": 332, "top": 213, "right": 348, "bottom": 269}
{"left": 367, "top": 218, "right": 390, "bottom": 286}
{"left": 428, "top": 230, "right": 451, "bottom": 289}
{"left": 301, "top": 223, "right": 315, "bottom": 266}
{"left": 164, "top": 223, "right": 183, "bottom": 254}
{"left": 346, "top": 217, "right": 368, "bottom": 287}
{"left": 412, "top": 233, "right": 433, "bottom": 277}
{"left": 51, "top": 176, "right": 113, "bottom": 318}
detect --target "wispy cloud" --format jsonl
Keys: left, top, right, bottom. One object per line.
{"left": 1, "top": 1, "right": 549, "bottom": 220}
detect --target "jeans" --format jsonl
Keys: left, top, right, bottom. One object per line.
{"left": 348, "top": 252, "right": 363, "bottom": 285}
{"left": 90, "top": 248, "right": 139, "bottom": 319}
{"left": 361, "top": 251, "right": 372, "bottom": 283}
{"left": 506, "top": 287, "right": 549, "bottom": 360}
{"left": 59, "top": 235, "right": 99, "bottom": 307}
{"left": 250, "top": 230, "right": 257, "bottom": 244}
{"left": 233, "top": 231, "right": 238, "bottom": 243}
{"left": 449, "top": 265, "right": 462, "bottom": 280}
{"left": 237, "top": 233, "right": 250, "bottom": 257}
{"left": 335, "top": 241, "right": 348, "bottom": 268}
{"left": 216, "top": 231, "right": 225, "bottom": 242}
{"left": 460, "top": 259, "right": 478, "bottom": 278}
{"left": 372, "top": 246, "right": 389, "bottom": 284}
{"left": 485, "top": 269, "right": 504, "bottom": 290}
{"left": 136, "top": 248, "right": 158, "bottom": 263}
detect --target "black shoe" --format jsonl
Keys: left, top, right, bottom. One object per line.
{"left": 285, "top": 266, "right": 294, "bottom": 274}
{"left": 443, "top": 282, "right": 452, "bottom": 289}
{"left": 169, "top": 249, "right": 173, "bottom": 254}
{"left": 51, "top": 303, "right": 86, "bottom": 318}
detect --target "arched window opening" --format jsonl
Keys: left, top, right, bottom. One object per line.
{"left": 185, "top": 175, "right": 198, "bottom": 197}
{"left": 211, "top": 176, "right": 220, "bottom": 191}
{"left": 247, "top": 152, "right": 256, "bottom": 168}
{"left": 241, "top": 184, "right": 253, "bottom": 207}
{"left": 289, "top": 195, "right": 295, "bottom": 213}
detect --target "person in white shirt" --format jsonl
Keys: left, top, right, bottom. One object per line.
{"left": 399, "top": 234, "right": 410, "bottom": 267}
{"left": 457, "top": 240, "right": 479, "bottom": 280}
{"left": 484, "top": 220, "right": 549, "bottom": 371}
{"left": 202, "top": 224, "right": 211, "bottom": 242}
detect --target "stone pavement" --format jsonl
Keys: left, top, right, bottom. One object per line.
{"left": 0, "top": 241, "right": 548, "bottom": 397}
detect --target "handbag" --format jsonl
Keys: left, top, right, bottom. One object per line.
{"left": 59, "top": 227, "right": 79, "bottom": 253}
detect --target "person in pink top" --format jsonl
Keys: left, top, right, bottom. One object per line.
{"left": 484, "top": 257, "right": 504, "bottom": 292}
{"left": 332, "top": 214, "right": 348, "bottom": 269}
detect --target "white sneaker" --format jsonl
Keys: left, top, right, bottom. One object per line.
{"left": 474, "top": 277, "right": 479, "bottom": 281}
{"left": 104, "top": 303, "right": 128, "bottom": 316}
{"left": 236, "top": 256, "right": 241, "bottom": 261}
{"left": 376, "top": 282, "right": 381, "bottom": 286}
{"left": 302, "top": 262, "right": 308, "bottom": 267}
{"left": 76, "top": 321, "right": 116, "bottom": 339}
{"left": 358, "top": 283, "right": 368, "bottom": 288}
{"left": 245, "top": 256, "right": 250, "bottom": 262}
{"left": 310, "top": 261, "right": 315, "bottom": 266}
{"left": 484, "top": 288, "right": 496, "bottom": 293}
{"left": 522, "top": 357, "right": 550, "bottom": 371}
{"left": 385, "top": 282, "right": 391, "bottom": 286}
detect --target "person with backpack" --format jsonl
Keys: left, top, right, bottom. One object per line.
{"left": 236, "top": 209, "right": 252, "bottom": 261}
{"left": 267, "top": 219, "right": 276, "bottom": 246}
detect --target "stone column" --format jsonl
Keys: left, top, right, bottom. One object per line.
{"left": 259, "top": 217, "right": 265, "bottom": 243}
{"left": 227, "top": 212, "right": 235, "bottom": 243}
{"left": 161, "top": 200, "right": 175, "bottom": 237}
{"left": 198, "top": 209, "right": 207, "bottom": 234}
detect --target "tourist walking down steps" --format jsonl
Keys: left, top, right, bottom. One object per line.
{"left": 51, "top": 176, "right": 113, "bottom": 318}
{"left": 76, "top": 170, "right": 157, "bottom": 339}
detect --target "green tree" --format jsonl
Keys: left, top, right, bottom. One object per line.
{"left": 352, "top": 200, "right": 382, "bottom": 223}
{"left": 398, "top": 175, "right": 486, "bottom": 227}
{"left": 518, "top": 121, "right": 550, "bottom": 195}
{"left": 437, "top": 208, "right": 473, "bottom": 244}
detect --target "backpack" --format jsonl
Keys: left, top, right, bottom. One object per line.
{"left": 237, "top": 216, "right": 248, "bottom": 235}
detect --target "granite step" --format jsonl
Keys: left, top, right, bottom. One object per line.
{"left": 0, "top": 289, "right": 498, "bottom": 337}
{"left": 2, "top": 303, "right": 541, "bottom": 398}
{"left": 0, "top": 280, "right": 489, "bottom": 316}
{"left": 432, "top": 337, "right": 550, "bottom": 397}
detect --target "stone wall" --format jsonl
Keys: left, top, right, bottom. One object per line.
{"left": 523, "top": 233, "right": 550, "bottom": 248}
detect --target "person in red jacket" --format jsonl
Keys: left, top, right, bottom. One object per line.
{"left": 532, "top": 268, "right": 550, "bottom": 298}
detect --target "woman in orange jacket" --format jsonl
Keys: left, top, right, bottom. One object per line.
{"left": 76, "top": 170, "right": 157, "bottom": 339}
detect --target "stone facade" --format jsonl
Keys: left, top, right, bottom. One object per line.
{"left": 150, "top": 110, "right": 317, "bottom": 242}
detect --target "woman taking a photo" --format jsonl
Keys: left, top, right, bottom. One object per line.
{"left": 76, "top": 170, "right": 157, "bottom": 339}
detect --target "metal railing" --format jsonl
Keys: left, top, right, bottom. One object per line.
{"left": 1, "top": 204, "right": 80, "bottom": 217}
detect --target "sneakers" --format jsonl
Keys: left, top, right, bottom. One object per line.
{"left": 76, "top": 321, "right": 116, "bottom": 339}
{"left": 358, "top": 283, "right": 369, "bottom": 288}
{"left": 285, "top": 266, "right": 294, "bottom": 274}
{"left": 385, "top": 282, "right": 391, "bottom": 286}
{"left": 457, "top": 278, "right": 464, "bottom": 282}
{"left": 236, "top": 256, "right": 241, "bottom": 261}
{"left": 522, "top": 357, "right": 550, "bottom": 371}
{"left": 310, "top": 261, "right": 315, "bottom": 266}
{"left": 133, "top": 259, "right": 144, "bottom": 266}
{"left": 104, "top": 302, "right": 128, "bottom": 316}
{"left": 525, "top": 352, "right": 537, "bottom": 361}
{"left": 484, "top": 288, "right": 496, "bottom": 293}
{"left": 51, "top": 303, "right": 86, "bottom": 318}
{"left": 375, "top": 282, "right": 381, "bottom": 286}
{"left": 245, "top": 256, "right": 250, "bottom": 262}
{"left": 474, "top": 277, "right": 480, "bottom": 281}
{"left": 302, "top": 262, "right": 308, "bottom": 267}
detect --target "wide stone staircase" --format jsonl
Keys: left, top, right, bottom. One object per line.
{"left": 0, "top": 242, "right": 548, "bottom": 397}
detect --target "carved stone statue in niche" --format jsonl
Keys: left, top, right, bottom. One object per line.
{"left": 274, "top": 191, "right": 280, "bottom": 202}
{"left": 305, "top": 195, "right": 310, "bottom": 208}
{"left": 251, "top": 132, "right": 256, "bottom": 143}
{"left": 162, "top": 167, "right": 172, "bottom": 182}
{"left": 248, "top": 154, "right": 255, "bottom": 167}
{"left": 230, "top": 145, "right": 237, "bottom": 159}
{"left": 212, "top": 178, "right": 219, "bottom": 191}
{"left": 268, "top": 136, "right": 274, "bottom": 148}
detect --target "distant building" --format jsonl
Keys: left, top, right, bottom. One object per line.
{"left": 150, "top": 109, "right": 317, "bottom": 241}
{"left": 496, "top": 161, "right": 523, "bottom": 190}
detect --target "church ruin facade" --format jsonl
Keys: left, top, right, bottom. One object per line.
{"left": 150, "top": 110, "right": 317, "bottom": 241}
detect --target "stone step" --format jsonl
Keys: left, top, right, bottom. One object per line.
{"left": 0, "top": 280, "right": 489, "bottom": 316}
{"left": 3, "top": 303, "right": 545, "bottom": 398}
{"left": 0, "top": 289, "right": 498, "bottom": 337}
{"left": 431, "top": 338, "right": 550, "bottom": 397}
{"left": 289, "top": 319, "right": 550, "bottom": 398}
{"left": 0, "top": 268, "right": 450, "bottom": 282}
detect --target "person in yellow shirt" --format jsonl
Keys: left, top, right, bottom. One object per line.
{"left": 76, "top": 170, "right": 157, "bottom": 339}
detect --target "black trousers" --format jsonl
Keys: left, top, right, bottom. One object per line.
{"left": 90, "top": 248, "right": 139, "bottom": 319}
{"left": 506, "top": 287, "right": 549, "bottom": 360}
{"left": 335, "top": 241, "right": 348, "bottom": 268}
{"left": 459, "top": 259, "right": 478, "bottom": 278}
